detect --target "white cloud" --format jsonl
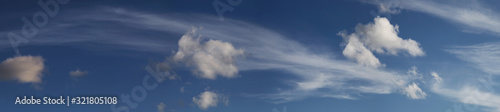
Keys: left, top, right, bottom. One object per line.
{"left": 157, "top": 102, "right": 165, "bottom": 112}
{"left": 431, "top": 72, "right": 500, "bottom": 111}
{"left": 403, "top": 82, "right": 427, "bottom": 99}
{"left": 69, "top": 69, "right": 88, "bottom": 77}
{"left": 0, "top": 56, "right": 45, "bottom": 83}
{"left": 339, "top": 17, "right": 425, "bottom": 67}
{"left": 431, "top": 71, "right": 443, "bottom": 83}
{"left": 339, "top": 32, "right": 383, "bottom": 67}
{"left": 407, "top": 66, "right": 423, "bottom": 80}
{"left": 435, "top": 43, "right": 500, "bottom": 111}
{"left": 296, "top": 73, "right": 333, "bottom": 91}
{"left": 447, "top": 43, "right": 500, "bottom": 75}
{"left": 173, "top": 28, "right": 244, "bottom": 80}
{"left": 192, "top": 90, "right": 228, "bottom": 110}
{"left": 364, "top": 0, "right": 500, "bottom": 35}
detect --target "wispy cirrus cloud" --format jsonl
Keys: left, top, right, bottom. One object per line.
{"left": 362, "top": 0, "right": 500, "bottom": 35}
{"left": 430, "top": 72, "right": 500, "bottom": 112}
{"left": 0, "top": 7, "right": 422, "bottom": 103}
{"left": 447, "top": 43, "right": 500, "bottom": 75}
{"left": 425, "top": 43, "right": 500, "bottom": 111}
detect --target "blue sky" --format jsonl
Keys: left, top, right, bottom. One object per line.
{"left": 1, "top": 0, "right": 500, "bottom": 112}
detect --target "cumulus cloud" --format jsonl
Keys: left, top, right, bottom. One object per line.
{"left": 192, "top": 90, "right": 229, "bottom": 110}
{"left": 339, "top": 17, "right": 424, "bottom": 67}
{"left": 0, "top": 56, "right": 45, "bottom": 83}
{"left": 403, "top": 82, "right": 427, "bottom": 99}
{"left": 339, "top": 32, "right": 382, "bottom": 67}
{"left": 398, "top": 66, "right": 426, "bottom": 100}
{"left": 69, "top": 69, "right": 88, "bottom": 77}
{"left": 173, "top": 28, "right": 244, "bottom": 80}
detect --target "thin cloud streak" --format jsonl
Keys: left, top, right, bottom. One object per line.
{"left": 363, "top": 0, "right": 500, "bottom": 35}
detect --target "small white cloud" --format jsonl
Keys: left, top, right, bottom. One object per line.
{"left": 403, "top": 82, "right": 427, "bottom": 99}
{"left": 407, "top": 66, "right": 418, "bottom": 76}
{"left": 157, "top": 102, "right": 165, "bottom": 112}
{"left": 69, "top": 69, "right": 88, "bottom": 77}
{"left": 192, "top": 90, "right": 228, "bottom": 110}
{"left": 407, "top": 66, "right": 423, "bottom": 81}
{"left": 0, "top": 56, "right": 45, "bottom": 83}
{"left": 173, "top": 28, "right": 244, "bottom": 79}
{"left": 431, "top": 71, "right": 443, "bottom": 83}
{"left": 339, "top": 17, "right": 424, "bottom": 68}
{"left": 180, "top": 87, "right": 185, "bottom": 93}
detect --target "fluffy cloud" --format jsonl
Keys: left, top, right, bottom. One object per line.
{"left": 173, "top": 28, "right": 244, "bottom": 80}
{"left": 339, "top": 33, "right": 382, "bottom": 67}
{"left": 0, "top": 56, "right": 45, "bottom": 83}
{"left": 403, "top": 82, "right": 427, "bottom": 99}
{"left": 192, "top": 90, "right": 229, "bottom": 110}
{"left": 339, "top": 17, "right": 424, "bottom": 67}
{"left": 399, "top": 66, "right": 426, "bottom": 100}
{"left": 69, "top": 69, "right": 88, "bottom": 77}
